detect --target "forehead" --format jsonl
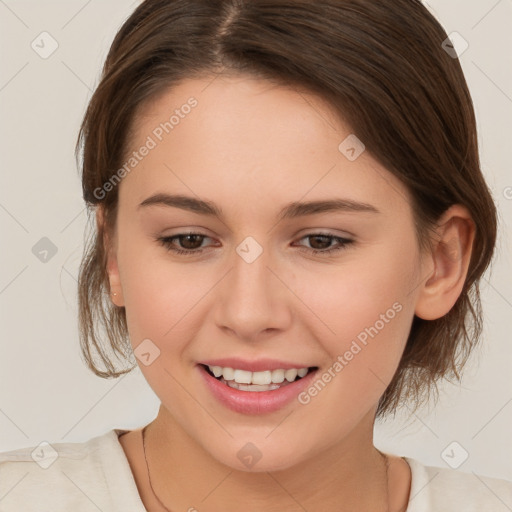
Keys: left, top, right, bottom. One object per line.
{"left": 119, "top": 74, "right": 410, "bottom": 216}
{"left": 131, "top": 74, "right": 343, "bottom": 159}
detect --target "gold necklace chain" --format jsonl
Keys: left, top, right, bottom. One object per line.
{"left": 141, "top": 425, "right": 390, "bottom": 512}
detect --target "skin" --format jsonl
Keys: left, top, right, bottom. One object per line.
{"left": 98, "top": 74, "right": 475, "bottom": 511}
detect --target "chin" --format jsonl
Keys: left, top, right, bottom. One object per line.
{"left": 206, "top": 438, "right": 311, "bottom": 474}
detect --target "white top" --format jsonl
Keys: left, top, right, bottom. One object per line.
{"left": 1, "top": 428, "right": 511, "bottom": 511}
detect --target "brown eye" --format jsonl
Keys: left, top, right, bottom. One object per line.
{"left": 157, "top": 233, "right": 211, "bottom": 255}
{"left": 308, "top": 235, "right": 335, "bottom": 250}
{"left": 295, "top": 233, "right": 354, "bottom": 256}
{"left": 175, "top": 234, "right": 205, "bottom": 250}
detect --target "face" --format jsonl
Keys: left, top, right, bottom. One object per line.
{"left": 105, "top": 74, "right": 427, "bottom": 472}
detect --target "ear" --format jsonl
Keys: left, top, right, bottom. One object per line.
{"left": 415, "top": 204, "right": 475, "bottom": 320}
{"left": 96, "top": 205, "right": 125, "bottom": 307}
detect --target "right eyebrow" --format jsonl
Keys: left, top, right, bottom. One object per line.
{"left": 138, "top": 193, "right": 221, "bottom": 216}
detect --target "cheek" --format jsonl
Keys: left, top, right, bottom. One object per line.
{"left": 117, "top": 245, "right": 208, "bottom": 408}
{"left": 117, "top": 235, "right": 203, "bottom": 350}
{"left": 297, "top": 242, "right": 416, "bottom": 333}
{"left": 294, "top": 242, "right": 418, "bottom": 394}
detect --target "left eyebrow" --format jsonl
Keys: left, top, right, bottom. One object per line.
{"left": 137, "top": 193, "right": 380, "bottom": 220}
{"left": 277, "top": 198, "right": 380, "bottom": 221}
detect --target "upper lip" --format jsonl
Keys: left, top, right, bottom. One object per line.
{"left": 198, "top": 358, "right": 316, "bottom": 372}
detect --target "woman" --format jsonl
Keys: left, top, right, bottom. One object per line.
{"left": 1, "top": 0, "right": 511, "bottom": 510}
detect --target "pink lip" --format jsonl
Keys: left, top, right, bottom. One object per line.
{"left": 197, "top": 364, "right": 318, "bottom": 415}
{"left": 198, "top": 357, "right": 314, "bottom": 372}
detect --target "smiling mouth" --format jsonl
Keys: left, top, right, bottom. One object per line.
{"left": 201, "top": 364, "right": 318, "bottom": 392}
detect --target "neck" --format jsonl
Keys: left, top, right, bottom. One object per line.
{"left": 142, "top": 405, "right": 389, "bottom": 512}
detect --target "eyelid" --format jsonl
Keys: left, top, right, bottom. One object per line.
{"left": 154, "top": 225, "right": 216, "bottom": 237}
{"left": 156, "top": 229, "right": 355, "bottom": 257}
{"left": 156, "top": 228, "right": 354, "bottom": 244}
{"left": 292, "top": 232, "right": 354, "bottom": 252}
{"left": 295, "top": 227, "right": 356, "bottom": 239}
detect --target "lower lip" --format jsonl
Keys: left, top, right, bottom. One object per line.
{"left": 197, "top": 364, "right": 318, "bottom": 415}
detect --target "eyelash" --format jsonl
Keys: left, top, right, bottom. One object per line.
{"left": 156, "top": 232, "right": 354, "bottom": 257}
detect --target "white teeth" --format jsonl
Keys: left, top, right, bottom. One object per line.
{"left": 226, "top": 380, "right": 281, "bottom": 392}
{"left": 211, "top": 366, "right": 223, "bottom": 378}
{"left": 271, "top": 369, "right": 285, "bottom": 383}
{"left": 221, "top": 367, "right": 235, "bottom": 380}
{"left": 207, "top": 365, "right": 311, "bottom": 385}
{"left": 284, "top": 369, "right": 298, "bottom": 382}
{"left": 297, "top": 368, "right": 308, "bottom": 378}
{"left": 233, "top": 369, "right": 252, "bottom": 384}
{"left": 251, "top": 370, "right": 272, "bottom": 385}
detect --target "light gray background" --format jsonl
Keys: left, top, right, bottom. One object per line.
{"left": 1, "top": 0, "right": 511, "bottom": 482}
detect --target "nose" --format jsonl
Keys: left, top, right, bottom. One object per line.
{"left": 213, "top": 242, "right": 292, "bottom": 341}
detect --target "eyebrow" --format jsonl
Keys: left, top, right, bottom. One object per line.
{"left": 138, "top": 193, "right": 380, "bottom": 220}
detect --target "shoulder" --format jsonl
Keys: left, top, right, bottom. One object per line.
{"left": 405, "top": 456, "right": 512, "bottom": 512}
{"left": 0, "top": 428, "right": 145, "bottom": 511}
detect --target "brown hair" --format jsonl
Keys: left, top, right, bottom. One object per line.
{"left": 76, "top": 0, "right": 497, "bottom": 419}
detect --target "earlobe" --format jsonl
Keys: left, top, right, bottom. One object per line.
{"left": 96, "top": 204, "right": 125, "bottom": 307}
{"left": 414, "top": 205, "right": 475, "bottom": 321}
